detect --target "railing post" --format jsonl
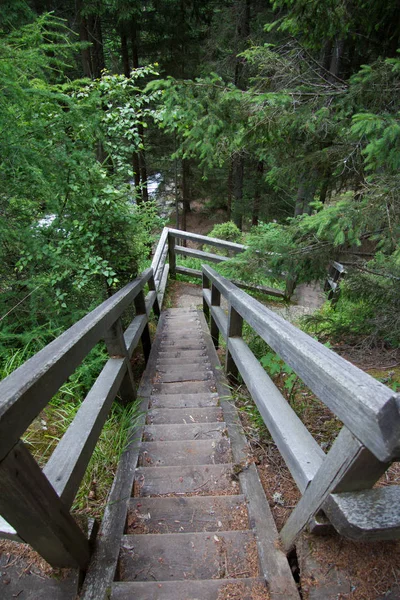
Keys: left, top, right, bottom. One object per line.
{"left": 148, "top": 272, "right": 160, "bottom": 318}
{"left": 0, "top": 441, "right": 90, "bottom": 569}
{"left": 210, "top": 283, "right": 221, "bottom": 349}
{"left": 104, "top": 318, "right": 136, "bottom": 403}
{"left": 225, "top": 304, "right": 243, "bottom": 383}
{"left": 168, "top": 232, "right": 176, "bottom": 279}
{"left": 202, "top": 272, "right": 210, "bottom": 320}
{"left": 134, "top": 290, "right": 152, "bottom": 363}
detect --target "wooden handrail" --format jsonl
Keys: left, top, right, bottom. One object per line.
{"left": 0, "top": 264, "right": 163, "bottom": 568}
{"left": 201, "top": 264, "right": 400, "bottom": 549}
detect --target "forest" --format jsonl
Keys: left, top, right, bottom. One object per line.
{"left": 1, "top": 1, "right": 400, "bottom": 427}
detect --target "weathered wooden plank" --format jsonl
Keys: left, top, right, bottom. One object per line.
{"left": 152, "top": 381, "right": 216, "bottom": 396}
{"left": 210, "top": 284, "right": 221, "bottom": 350}
{"left": 143, "top": 422, "right": 226, "bottom": 441}
{"left": 229, "top": 337, "right": 325, "bottom": 493}
{"left": 176, "top": 265, "right": 202, "bottom": 278}
{"left": 210, "top": 306, "right": 228, "bottom": 341}
{"left": 203, "top": 272, "right": 210, "bottom": 320}
{"left": 168, "top": 232, "right": 176, "bottom": 278}
{"left": 280, "top": 427, "right": 389, "bottom": 551}
{"left": 151, "top": 226, "right": 169, "bottom": 274}
{"left": 0, "top": 441, "right": 90, "bottom": 568}
{"left": 105, "top": 319, "right": 136, "bottom": 404}
{"left": 226, "top": 305, "right": 243, "bottom": 382}
{"left": 150, "top": 392, "right": 219, "bottom": 409}
{"left": 168, "top": 227, "right": 246, "bottom": 253}
{"left": 134, "top": 464, "right": 236, "bottom": 496}
{"left": 43, "top": 358, "right": 126, "bottom": 508}
{"left": 155, "top": 369, "right": 213, "bottom": 383}
{"left": 197, "top": 310, "right": 301, "bottom": 600}
{"left": 156, "top": 263, "right": 170, "bottom": 309}
{"left": 324, "top": 486, "right": 400, "bottom": 541}
{"left": 123, "top": 314, "right": 147, "bottom": 358}
{"left": 175, "top": 245, "right": 230, "bottom": 264}
{"left": 146, "top": 407, "right": 223, "bottom": 424}
{"left": 111, "top": 579, "right": 266, "bottom": 600}
{"left": 156, "top": 359, "right": 211, "bottom": 369}
{"left": 202, "top": 265, "right": 400, "bottom": 462}
{"left": 134, "top": 290, "right": 152, "bottom": 363}
{"left": 0, "top": 268, "right": 152, "bottom": 462}
{"left": 79, "top": 310, "right": 168, "bottom": 600}
{"left": 139, "top": 438, "right": 231, "bottom": 466}
{"left": 119, "top": 530, "right": 256, "bottom": 581}
{"left": 127, "top": 494, "right": 247, "bottom": 533}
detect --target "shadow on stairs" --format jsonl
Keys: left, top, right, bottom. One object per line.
{"left": 80, "top": 308, "right": 299, "bottom": 600}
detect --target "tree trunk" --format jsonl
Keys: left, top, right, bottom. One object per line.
{"left": 121, "top": 28, "right": 130, "bottom": 77}
{"left": 78, "top": 11, "right": 92, "bottom": 78}
{"left": 87, "top": 14, "right": 105, "bottom": 78}
{"left": 138, "top": 123, "right": 148, "bottom": 203}
{"left": 294, "top": 175, "right": 318, "bottom": 217}
{"left": 227, "top": 164, "right": 233, "bottom": 220}
{"left": 131, "top": 19, "right": 139, "bottom": 69}
{"left": 252, "top": 161, "right": 263, "bottom": 226}
{"left": 232, "top": 155, "right": 244, "bottom": 230}
{"left": 328, "top": 37, "right": 345, "bottom": 81}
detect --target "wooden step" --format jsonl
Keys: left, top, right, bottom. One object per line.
{"left": 155, "top": 369, "right": 213, "bottom": 383}
{"left": 118, "top": 530, "right": 258, "bottom": 581}
{"left": 150, "top": 393, "right": 219, "bottom": 409}
{"left": 156, "top": 359, "right": 211, "bottom": 368}
{"left": 146, "top": 407, "right": 223, "bottom": 424}
{"left": 127, "top": 495, "right": 249, "bottom": 534}
{"left": 143, "top": 422, "right": 226, "bottom": 441}
{"left": 134, "top": 464, "right": 238, "bottom": 496}
{"left": 157, "top": 349, "right": 208, "bottom": 359}
{"left": 138, "top": 439, "right": 231, "bottom": 467}
{"left": 152, "top": 381, "right": 216, "bottom": 395}
{"left": 111, "top": 578, "right": 267, "bottom": 599}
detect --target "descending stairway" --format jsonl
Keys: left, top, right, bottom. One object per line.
{"left": 87, "top": 308, "right": 299, "bottom": 600}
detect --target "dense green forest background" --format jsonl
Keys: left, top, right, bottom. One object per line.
{"left": 1, "top": 0, "right": 400, "bottom": 374}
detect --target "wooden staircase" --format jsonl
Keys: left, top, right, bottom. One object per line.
{"left": 87, "top": 308, "right": 299, "bottom": 600}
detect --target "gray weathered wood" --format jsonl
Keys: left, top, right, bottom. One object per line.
{"left": 0, "top": 441, "right": 90, "bottom": 568}
{"left": 128, "top": 494, "right": 247, "bottom": 533}
{"left": 124, "top": 314, "right": 147, "bottom": 357}
{"left": 79, "top": 310, "right": 168, "bottom": 600}
{"left": 324, "top": 486, "right": 400, "bottom": 541}
{"left": 143, "top": 422, "right": 225, "bottom": 441}
{"left": 146, "top": 407, "right": 223, "bottom": 424}
{"left": 139, "top": 438, "right": 231, "bottom": 466}
{"left": 202, "top": 265, "right": 400, "bottom": 462}
{"left": 175, "top": 246, "right": 230, "bottom": 264}
{"left": 168, "top": 232, "right": 176, "bottom": 278}
{"left": 226, "top": 305, "right": 243, "bottom": 382}
{"left": 151, "top": 226, "right": 169, "bottom": 274}
{"left": 280, "top": 427, "right": 389, "bottom": 551}
{"left": 134, "top": 290, "right": 152, "bottom": 363}
{"left": 0, "top": 268, "right": 152, "bottom": 462}
{"left": 157, "top": 263, "right": 170, "bottom": 309}
{"left": 134, "top": 464, "right": 235, "bottom": 496}
{"left": 147, "top": 272, "right": 160, "bottom": 317}
{"left": 105, "top": 319, "right": 136, "bottom": 404}
{"left": 44, "top": 357, "right": 126, "bottom": 508}
{"left": 119, "top": 530, "right": 255, "bottom": 581}
{"left": 228, "top": 337, "right": 325, "bottom": 494}
{"left": 197, "top": 310, "right": 300, "bottom": 599}
{"left": 111, "top": 578, "right": 266, "bottom": 600}
{"left": 210, "top": 284, "right": 221, "bottom": 350}
{"left": 168, "top": 227, "right": 246, "bottom": 253}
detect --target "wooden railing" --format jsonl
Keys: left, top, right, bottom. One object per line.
{"left": 167, "top": 227, "right": 287, "bottom": 299}
{"left": 324, "top": 260, "right": 346, "bottom": 305}
{"left": 202, "top": 264, "right": 400, "bottom": 549}
{"left": 0, "top": 231, "right": 171, "bottom": 568}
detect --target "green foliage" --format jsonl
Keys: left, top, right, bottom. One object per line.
{"left": 207, "top": 221, "right": 243, "bottom": 244}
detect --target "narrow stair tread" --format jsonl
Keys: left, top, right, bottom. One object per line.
{"left": 150, "top": 393, "right": 218, "bottom": 409}
{"left": 147, "top": 407, "right": 223, "bottom": 424}
{"left": 111, "top": 578, "right": 267, "bottom": 600}
{"left": 127, "top": 494, "right": 248, "bottom": 534}
{"left": 144, "top": 422, "right": 226, "bottom": 441}
{"left": 134, "top": 464, "right": 238, "bottom": 496}
{"left": 119, "top": 530, "right": 258, "bottom": 581}
{"left": 139, "top": 439, "right": 231, "bottom": 467}
{"left": 157, "top": 349, "right": 208, "bottom": 359}
{"left": 156, "top": 359, "right": 212, "bottom": 368}
{"left": 152, "top": 381, "right": 216, "bottom": 395}
{"left": 155, "top": 369, "right": 213, "bottom": 383}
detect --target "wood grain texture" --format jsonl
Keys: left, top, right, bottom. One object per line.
{"left": 202, "top": 265, "right": 400, "bottom": 462}
{"left": 0, "top": 441, "right": 90, "bottom": 568}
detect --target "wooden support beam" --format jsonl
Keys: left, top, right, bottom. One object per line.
{"left": 0, "top": 441, "right": 90, "bottom": 569}
{"left": 168, "top": 233, "right": 176, "bottom": 278}
{"left": 105, "top": 319, "right": 136, "bottom": 404}
{"left": 202, "top": 273, "right": 210, "bottom": 321}
{"left": 134, "top": 291, "right": 152, "bottom": 364}
{"left": 225, "top": 305, "right": 243, "bottom": 383}
{"left": 210, "top": 284, "right": 221, "bottom": 350}
{"left": 175, "top": 246, "right": 230, "bottom": 264}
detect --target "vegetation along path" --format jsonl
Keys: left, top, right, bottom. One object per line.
{"left": 81, "top": 308, "right": 299, "bottom": 600}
